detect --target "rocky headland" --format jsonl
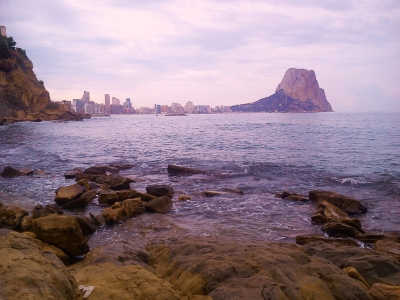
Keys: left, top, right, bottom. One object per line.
{"left": 230, "top": 68, "right": 333, "bottom": 113}
{"left": 1, "top": 163, "right": 400, "bottom": 299}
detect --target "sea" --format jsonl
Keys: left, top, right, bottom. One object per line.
{"left": 0, "top": 112, "right": 399, "bottom": 247}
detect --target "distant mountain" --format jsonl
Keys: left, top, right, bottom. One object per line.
{"left": 231, "top": 68, "right": 333, "bottom": 113}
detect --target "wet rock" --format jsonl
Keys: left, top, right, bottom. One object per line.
{"left": 225, "top": 188, "right": 245, "bottom": 195}
{"left": 19, "top": 167, "right": 34, "bottom": 176}
{"left": 1, "top": 166, "right": 22, "bottom": 177}
{"left": 75, "top": 215, "right": 97, "bottom": 236}
{"left": 284, "top": 195, "right": 309, "bottom": 201}
{"left": 146, "top": 184, "right": 175, "bottom": 198}
{"left": 55, "top": 183, "right": 85, "bottom": 205}
{"left": 178, "top": 195, "right": 192, "bottom": 201}
{"left": 32, "top": 203, "right": 64, "bottom": 219}
{"left": 167, "top": 164, "right": 206, "bottom": 174}
{"left": 321, "top": 220, "right": 361, "bottom": 237}
{"left": 302, "top": 242, "right": 400, "bottom": 286}
{"left": 64, "top": 169, "right": 82, "bottom": 179}
{"left": 309, "top": 190, "right": 367, "bottom": 214}
{"left": 369, "top": 283, "right": 400, "bottom": 300}
{"left": 95, "top": 213, "right": 106, "bottom": 226}
{"left": 318, "top": 200, "right": 349, "bottom": 219}
{"left": 143, "top": 196, "right": 173, "bottom": 214}
{"left": 75, "top": 173, "right": 102, "bottom": 182}
{"left": 89, "top": 181, "right": 99, "bottom": 190}
{"left": 311, "top": 212, "right": 329, "bottom": 223}
{"left": 343, "top": 267, "right": 371, "bottom": 289}
{"left": 20, "top": 215, "right": 33, "bottom": 232}
{"left": 0, "top": 229, "right": 79, "bottom": 299}
{"left": 77, "top": 178, "right": 91, "bottom": 190}
{"left": 101, "top": 198, "right": 144, "bottom": 224}
{"left": 84, "top": 165, "right": 119, "bottom": 175}
{"left": 150, "top": 237, "right": 372, "bottom": 299}
{"left": 62, "top": 189, "right": 97, "bottom": 209}
{"left": 203, "top": 190, "right": 228, "bottom": 197}
{"left": 109, "top": 163, "right": 134, "bottom": 170}
{"left": 34, "top": 169, "right": 46, "bottom": 176}
{"left": 354, "top": 233, "right": 387, "bottom": 244}
{"left": 32, "top": 214, "right": 89, "bottom": 256}
{"left": 375, "top": 240, "right": 400, "bottom": 261}
{"left": 98, "top": 189, "right": 139, "bottom": 205}
{"left": 96, "top": 174, "right": 134, "bottom": 190}
{"left": 136, "top": 191, "right": 158, "bottom": 202}
{"left": 0, "top": 203, "right": 29, "bottom": 230}
{"left": 295, "top": 234, "right": 359, "bottom": 247}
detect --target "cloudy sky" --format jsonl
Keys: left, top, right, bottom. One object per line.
{"left": 3, "top": 0, "right": 400, "bottom": 111}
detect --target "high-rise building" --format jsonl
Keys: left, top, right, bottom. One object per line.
{"left": 81, "top": 91, "right": 90, "bottom": 103}
{"left": 185, "top": 101, "right": 195, "bottom": 114}
{"left": 105, "top": 94, "right": 110, "bottom": 114}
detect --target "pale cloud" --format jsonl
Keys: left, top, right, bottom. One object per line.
{"left": 2, "top": 0, "right": 399, "bottom": 111}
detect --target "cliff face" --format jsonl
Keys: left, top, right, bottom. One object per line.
{"left": 231, "top": 68, "right": 333, "bottom": 113}
{"left": 0, "top": 49, "right": 50, "bottom": 118}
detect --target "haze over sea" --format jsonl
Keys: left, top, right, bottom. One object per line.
{"left": 1, "top": 112, "right": 399, "bottom": 246}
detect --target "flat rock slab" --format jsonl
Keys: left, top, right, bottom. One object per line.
{"left": 309, "top": 190, "right": 367, "bottom": 214}
{"left": 167, "top": 164, "right": 207, "bottom": 175}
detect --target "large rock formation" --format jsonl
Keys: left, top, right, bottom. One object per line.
{"left": 231, "top": 68, "right": 333, "bottom": 113}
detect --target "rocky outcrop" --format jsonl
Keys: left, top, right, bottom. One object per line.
{"left": 230, "top": 68, "right": 333, "bottom": 113}
{"left": 101, "top": 198, "right": 145, "bottom": 224}
{"left": 0, "top": 202, "right": 28, "bottom": 230}
{"left": 0, "top": 229, "right": 80, "bottom": 300}
{"left": 143, "top": 196, "right": 173, "bottom": 214}
{"left": 309, "top": 190, "right": 367, "bottom": 214}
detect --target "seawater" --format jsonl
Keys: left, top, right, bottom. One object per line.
{"left": 0, "top": 112, "right": 399, "bottom": 246}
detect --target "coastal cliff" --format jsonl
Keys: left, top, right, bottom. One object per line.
{"left": 231, "top": 68, "right": 333, "bottom": 113}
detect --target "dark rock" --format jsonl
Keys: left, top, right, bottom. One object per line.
{"left": 84, "top": 165, "right": 119, "bottom": 175}
{"left": 0, "top": 229, "right": 80, "bottom": 299}
{"left": 284, "top": 195, "right": 309, "bottom": 201}
{"left": 20, "top": 215, "right": 33, "bottom": 232}
{"left": 96, "top": 174, "right": 134, "bottom": 190}
{"left": 225, "top": 188, "right": 245, "bottom": 195}
{"left": 61, "top": 190, "right": 97, "bottom": 209}
{"left": 54, "top": 183, "right": 85, "bottom": 206}
{"left": 354, "top": 233, "right": 387, "bottom": 244}
{"left": 32, "top": 214, "right": 89, "bottom": 256}
{"left": 32, "top": 204, "right": 64, "bottom": 219}
{"left": 77, "top": 178, "right": 91, "bottom": 190}
{"left": 19, "top": 167, "right": 34, "bottom": 176}
{"left": 375, "top": 240, "right": 400, "bottom": 261}
{"left": 311, "top": 212, "right": 329, "bottom": 223}
{"left": 203, "top": 190, "right": 228, "bottom": 197}
{"left": 94, "top": 213, "right": 106, "bottom": 226}
{"left": 295, "top": 234, "right": 359, "bottom": 247}
{"left": 75, "top": 216, "right": 97, "bottom": 236}
{"left": 75, "top": 173, "right": 103, "bottom": 182}
{"left": 167, "top": 164, "right": 206, "bottom": 174}
{"left": 369, "top": 283, "right": 400, "bottom": 299}
{"left": 1, "top": 166, "right": 22, "bottom": 178}
{"left": 136, "top": 191, "right": 158, "bottom": 202}
{"left": 178, "top": 195, "right": 192, "bottom": 201}
{"left": 64, "top": 170, "right": 81, "bottom": 179}
{"left": 321, "top": 221, "right": 361, "bottom": 237}
{"left": 89, "top": 182, "right": 99, "bottom": 190}
{"left": 340, "top": 218, "right": 364, "bottom": 233}
{"left": 98, "top": 189, "right": 139, "bottom": 205}
{"left": 318, "top": 200, "right": 349, "bottom": 219}
{"left": 146, "top": 184, "right": 174, "bottom": 198}
{"left": 143, "top": 196, "right": 172, "bottom": 214}
{"left": 109, "top": 163, "right": 134, "bottom": 170}
{"left": 101, "top": 198, "right": 144, "bottom": 224}
{"left": 309, "top": 190, "right": 367, "bottom": 214}
{"left": 0, "top": 203, "right": 29, "bottom": 230}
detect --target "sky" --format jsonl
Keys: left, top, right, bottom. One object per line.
{"left": 2, "top": 0, "right": 400, "bottom": 111}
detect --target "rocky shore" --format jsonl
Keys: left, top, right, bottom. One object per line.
{"left": 1, "top": 163, "right": 400, "bottom": 299}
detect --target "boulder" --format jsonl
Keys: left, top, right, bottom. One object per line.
{"left": 178, "top": 195, "right": 192, "bottom": 201}
{"left": 1, "top": 166, "right": 21, "bottom": 177}
{"left": 311, "top": 212, "right": 329, "bottom": 223}
{"left": 96, "top": 174, "right": 134, "bottom": 190}
{"left": 98, "top": 189, "right": 139, "bottom": 205}
{"left": 146, "top": 184, "right": 175, "bottom": 198}
{"left": 203, "top": 190, "right": 228, "bottom": 197}
{"left": 20, "top": 215, "right": 33, "bottom": 232}
{"left": 0, "top": 203, "right": 29, "bottom": 230}
{"left": 32, "top": 214, "right": 89, "bottom": 256}
{"left": 101, "top": 198, "right": 144, "bottom": 224}
{"left": 61, "top": 189, "right": 97, "bottom": 209}
{"left": 318, "top": 200, "right": 349, "bottom": 219}
{"left": 309, "top": 190, "right": 367, "bottom": 214}
{"left": 369, "top": 283, "right": 400, "bottom": 300}
{"left": 32, "top": 203, "right": 64, "bottom": 219}
{"left": 143, "top": 196, "right": 172, "bottom": 214}
{"left": 84, "top": 165, "right": 119, "bottom": 175}
{"left": 343, "top": 267, "right": 370, "bottom": 289}
{"left": 0, "top": 229, "right": 79, "bottom": 299}
{"left": 19, "top": 167, "right": 34, "bottom": 176}
{"left": 64, "top": 168, "right": 83, "bottom": 179}
{"left": 31, "top": 237, "right": 70, "bottom": 264}
{"left": 167, "top": 164, "right": 206, "bottom": 174}
{"left": 295, "top": 234, "right": 359, "bottom": 247}
{"left": 321, "top": 221, "right": 361, "bottom": 237}
{"left": 77, "top": 178, "right": 91, "bottom": 190}
{"left": 75, "top": 215, "right": 97, "bottom": 235}
{"left": 375, "top": 240, "right": 400, "bottom": 261}
{"left": 54, "top": 183, "right": 85, "bottom": 205}
{"left": 136, "top": 191, "right": 158, "bottom": 202}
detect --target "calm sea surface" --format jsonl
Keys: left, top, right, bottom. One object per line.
{"left": 0, "top": 112, "right": 399, "bottom": 246}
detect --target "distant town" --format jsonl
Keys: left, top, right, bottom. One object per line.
{"left": 64, "top": 91, "right": 231, "bottom": 115}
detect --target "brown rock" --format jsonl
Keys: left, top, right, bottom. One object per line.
{"left": 31, "top": 238, "right": 70, "bottom": 264}
{"left": 64, "top": 170, "right": 81, "bottom": 179}
{"left": 295, "top": 234, "right": 359, "bottom": 247}
{"left": 178, "top": 195, "right": 192, "bottom": 201}
{"left": 98, "top": 189, "right": 139, "bottom": 205}
{"left": 146, "top": 184, "right": 175, "bottom": 198}
{"left": 343, "top": 267, "right": 370, "bottom": 289}
{"left": 75, "top": 215, "right": 97, "bottom": 236}
{"left": 32, "top": 203, "right": 64, "bottom": 219}
{"left": 19, "top": 167, "right": 34, "bottom": 176}
{"left": 1, "top": 166, "right": 22, "bottom": 177}
{"left": 203, "top": 190, "right": 228, "bottom": 197}
{"left": 32, "top": 214, "right": 89, "bottom": 256}
{"left": 136, "top": 191, "right": 158, "bottom": 202}
{"left": 96, "top": 174, "right": 133, "bottom": 190}
{"left": 369, "top": 283, "right": 400, "bottom": 300}
{"left": 354, "top": 233, "right": 387, "bottom": 244}
{"left": 0, "top": 229, "right": 79, "bottom": 299}
{"left": 321, "top": 221, "right": 361, "bottom": 237}
{"left": 143, "top": 196, "right": 173, "bottom": 214}
{"left": 225, "top": 188, "right": 245, "bottom": 195}
{"left": 284, "top": 195, "right": 309, "bottom": 201}
{"left": 167, "top": 164, "right": 206, "bottom": 174}
{"left": 84, "top": 165, "right": 119, "bottom": 175}
{"left": 309, "top": 190, "right": 367, "bottom": 214}
{"left": 77, "top": 178, "right": 91, "bottom": 190}
{"left": 54, "top": 183, "right": 85, "bottom": 206}
{"left": 375, "top": 240, "right": 400, "bottom": 261}
{"left": 20, "top": 215, "right": 33, "bottom": 232}
{"left": 311, "top": 212, "right": 329, "bottom": 223}
{"left": 0, "top": 203, "right": 29, "bottom": 230}
{"left": 101, "top": 198, "right": 144, "bottom": 224}
{"left": 318, "top": 200, "right": 349, "bottom": 219}
{"left": 61, "top": 189, "right": 97, "bottom": 209}
{"left": 109, "top": 163, "right": 134, "bottom": 170}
